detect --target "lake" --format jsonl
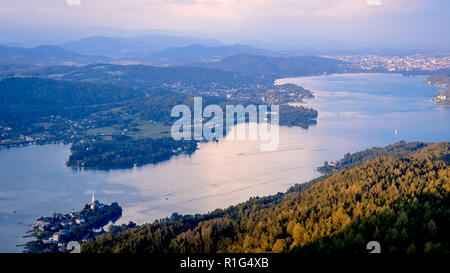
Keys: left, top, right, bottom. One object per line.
{"left": 0, "top": 73, "right": 448, "bottom": 252}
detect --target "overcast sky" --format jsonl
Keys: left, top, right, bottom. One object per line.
{"left": 0, "top": 0, "right": 448, "bottom": 48}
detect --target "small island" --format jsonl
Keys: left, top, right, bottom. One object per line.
{"left": 23, "top": 195, "right": 122, "bottom": 253}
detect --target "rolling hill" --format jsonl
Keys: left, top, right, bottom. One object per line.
{"left": 196, "top": 54, "right": 352, "bottom": 77}
{"left": 0, "top": 77, "right": 141, "bottom": 125}
{"left": 10, "top": 63, "right": 270, "bottom": 93}
{"left": 81, "top": 141, "right": 450, "bottom": 254}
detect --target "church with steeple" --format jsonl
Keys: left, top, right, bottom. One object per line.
{"left": 89, "top": 193, "right": 102, "bottom": 210}
{"left": 90, "top": 193, "right": 96, "bottom": 210}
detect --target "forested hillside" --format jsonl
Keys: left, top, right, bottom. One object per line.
{"left": 197, "top": 54, "right": 352, "bottom": 77}
{"left": 318, "top": 141, "right": 449, "bottom": 175}
{"left": 0, "top": 77, "right": 140, "bottom": 108}
{"left": 12, "top": 63, "right": 269, "bottom": 93}
{"left": 82, "top": 142, "right": 450, "bottom": 254}
{"left": 0, "top": 77, "right": 141, "bottom": 127}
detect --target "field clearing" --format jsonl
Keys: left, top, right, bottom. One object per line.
{"left": 84, "top": 120, "right": 171, "bottom": 140}
{"left": 131, "top": 121, "right": 171, "bottom": 139}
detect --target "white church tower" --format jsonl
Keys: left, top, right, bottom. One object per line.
{"left": 90, "top": 193, "right": 95, "bottom": 210}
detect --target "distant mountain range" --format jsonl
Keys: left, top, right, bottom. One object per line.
{"left": 0, "top": 34, "right": 353, "bottom": 71}
{"left": 60, "top": 35, "right": 276, "bottom": 64}
{"left": 61, "top": 34, "right": 222, "bottom": 60}
{"left": 145, "top": 44, "right": 271, "bottom": 64}
{"left": 0, "top": 34, "right": 272, "bottom": 65}
{"left": 0, "top": 36, "right": 276, "bottom": 66}
{"left": 0, "top": 45, "right": 108, "bottom": 65}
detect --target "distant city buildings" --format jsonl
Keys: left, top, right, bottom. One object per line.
{"left": 327, "top": 54, "right": 450, "bottom": 72}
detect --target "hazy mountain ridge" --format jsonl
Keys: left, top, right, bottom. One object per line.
{"left": 61, "top": 34, "right": 222, "bottom": 60}
{"left": 0, "top": 45, "right": 108, "bottom": 65}
{"left": 145, "top": 44, "right": 271, "bottom": 64}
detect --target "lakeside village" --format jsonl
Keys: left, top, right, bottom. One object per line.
{"left": 22, "top": 195, "right": 129, "bottom": 253}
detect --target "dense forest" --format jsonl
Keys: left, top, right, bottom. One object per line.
{"left": 82, "top": 141, "right": 449, "bottom": 254}
{"left": 0, "top": 77, "right": 141, "bottom": 127}
{"left": 67, "top": 136, "right": 198, "bottom": 169}
{"left": 317, "top": 141, "right": 450, "bottom": 175}
{"left": 318, "top": 141, "right": 432, "bottom": 174}
{"left": 0, "top": 76, "right": 317, "bottom": 129}
{"left": 278, "top": 105, "right": 317, "bottom": 128}
{"left": 0, "top": 77, "right": 140, "bottom": 109}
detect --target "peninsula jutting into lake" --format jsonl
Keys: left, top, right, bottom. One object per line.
{"left": 23, "top": 196, "right": 122, "bottom": 253}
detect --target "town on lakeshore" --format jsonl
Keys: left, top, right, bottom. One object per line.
{"left": 22, "top": 195, "right": 122, "bottom": 253}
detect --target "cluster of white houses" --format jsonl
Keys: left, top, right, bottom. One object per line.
{"left": 31, "top": 194, "right": 102, "bottom": 252}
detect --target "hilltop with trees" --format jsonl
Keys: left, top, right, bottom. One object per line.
{"left": 81, "top": 141, "right": 450, "bottom": 254}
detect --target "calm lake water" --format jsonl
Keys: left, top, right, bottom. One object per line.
{"left": 0, "top": 73, "right": 448, "bottom": 252}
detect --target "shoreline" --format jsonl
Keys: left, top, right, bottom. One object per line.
{"left": 424, "top": 74, "right": 450, "bottom": 107}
